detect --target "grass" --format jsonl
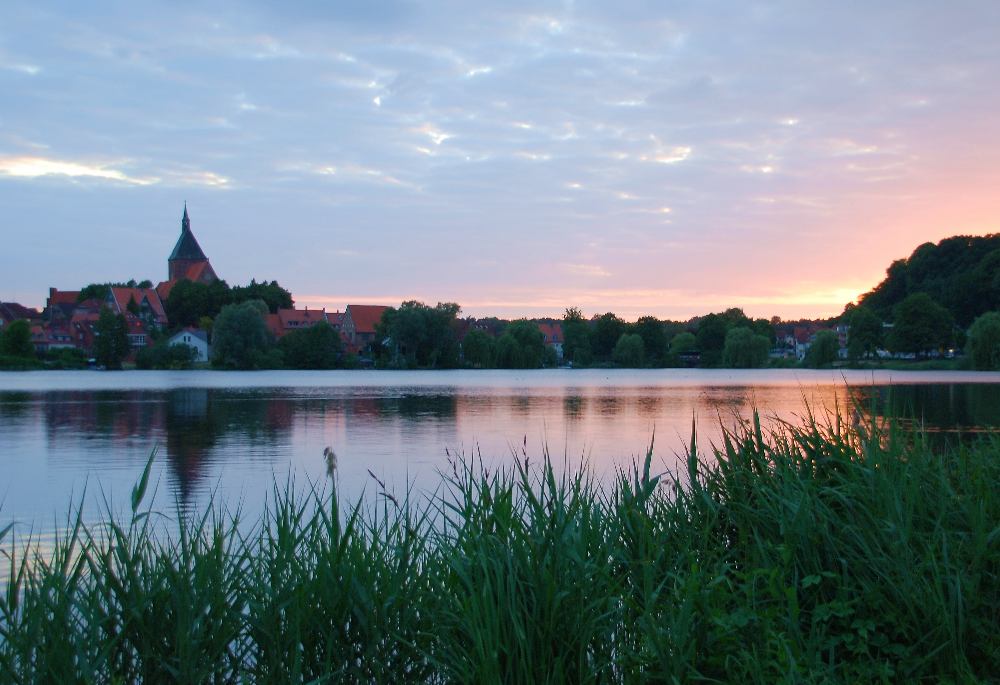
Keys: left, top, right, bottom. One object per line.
{"left": 2, "top": 410, "right": 999, "bottom": 683}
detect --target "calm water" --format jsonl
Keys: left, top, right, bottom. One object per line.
{"left": 3, "top": 369, "right": 1000, "bottom": 539}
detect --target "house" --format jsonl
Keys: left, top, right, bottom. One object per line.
{"left": 0, "top": 302, "right": 40, "bottom": 330}
{"left": 536, "top": 321, "right": 564, "bottom": 360}
{"left": 342, "top": 304, "right": 390, "bottom": 352}
{"left": 43, "top": 289, "right": 81, "bottom": 325}
{"left": 265, "top": 307, "right": 331, "bottom": 339}
{"left": 106, "top": 287, "right": 168, "bottom": 328}
{"left": 167, "top": 328, "right": 210, "bottom": 362}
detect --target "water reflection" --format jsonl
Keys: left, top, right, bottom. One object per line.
{"left": 857, "top": 384, "right": 1000, "bottom": 428}
{"left": 2, "top": 378, "right": 999, "bottom": 535}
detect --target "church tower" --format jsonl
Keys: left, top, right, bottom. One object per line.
{"left": 167, "top": 204, "right": 217, "bottom": 283}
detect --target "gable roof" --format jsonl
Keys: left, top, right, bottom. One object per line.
{"left": 277, "top": 307, "right": 327, "bottom": 328}
{"left": 0, "top": 302, "right": 40, "bottom": 322}
{"left": 537, "top": 321, "right": 563, "bottom": 344}
{"left": 108, "top": 287, "right": 168, "bottom": 322}
{"left": 346, "top": 304, "right": 390, "bottom": 335}
{"left": 169, "top": 327, "right": 209, "bottom": 344}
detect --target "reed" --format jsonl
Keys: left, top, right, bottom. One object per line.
{"left": 2, "top": 410, "right": 998, "bottom": 683}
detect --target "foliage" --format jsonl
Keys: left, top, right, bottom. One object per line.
{"left": 612, "top": 333, "right": 645, "bottom": 367}
{"left": 229, "top": 279, "right": 293, "bottom": 314}
{"left": 856, "top": 233, "right": 1000, "bottom": 327}
{"left": 377, "top": 301, "right": 461, "bottom": 369}
{"left": 846, "top": 305, "right": 882, "bottom": 361}
{"left": 721, "top": 326, "right": 770, "bottom": 368}
{"left": 967, "top": 311, "right": 1000, "bottom": 370}
{"left": 461, "top": 329, "right": 496, "bottom": 368}
{"left": 135, "top": 339, "right": 199, "bottom": 370}
{"left": 165, "top": 279, "right": 232, "bottom": 328}
{"left": 0, "top": 354, "right": 43, "bottom": 370}
{"left": 495, "top": 319, "right": 546, "bottom": 369}
{"left": 886, "top": 293, "right": 953, "bottom": 357}
{"left": 696, "top": 311, "right": 738, "bottom": 367}
{"left": 211, "top": 300, "right": 276, "bottom": 370}
{"left": 630, "top": 316, "right": 666, "bottom": 366}
{"left": 3, "top": 413, "right": 999, "bottom": 682}
{"left": 76, "top": 280, "right": 152, "bottom": 303}
{"left": 591, "top": 312, "right": 626, "bottom": 360}
{"left": 93, "top": 307, "right": 129, "bottom": 370}
{"left": 278, "top": 321, "right": 343, "bottom": 369}
{"left": 666, "top": 331, "right": 697, "bottom": 366}
{"left": 562, "top": 307, "right": 593, "bottom": 366}
{"left": 40, "top": 347, "right": 88, "bottom": 369}
{"left": 0, "top": 320, "right": 34, "bottom": 358}
{"left": 804, "top": 330, "right": 840, "bottom": 368}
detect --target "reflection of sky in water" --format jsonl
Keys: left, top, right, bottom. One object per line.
{"left": 2, "top": 369, "right": 1000, "bottom": 542}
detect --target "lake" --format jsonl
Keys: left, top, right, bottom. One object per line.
{"left": 3, "top": 369, "right": 1000, "bottom": 541}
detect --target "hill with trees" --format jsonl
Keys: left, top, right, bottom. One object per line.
{"left": 855, "top": 234, "right": 1000, "bottom": 328}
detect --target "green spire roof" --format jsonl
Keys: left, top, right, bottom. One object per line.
{"left": 168, "top": 204, "right": 208, "bottom": 262}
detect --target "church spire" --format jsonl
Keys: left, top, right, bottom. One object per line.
{"left": 182, "top": 202, "right": 190, "bottom": 232}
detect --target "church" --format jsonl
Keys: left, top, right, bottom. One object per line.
{"left": 156, "top": 204, "right": 219, "bottom": 301}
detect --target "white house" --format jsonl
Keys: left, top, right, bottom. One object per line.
{"left": 167, "top": 328, "right": 210, "bottom": 363}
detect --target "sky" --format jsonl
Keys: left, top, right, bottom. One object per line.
{"left": 2, "top": 1, "right": 1000, "bottom": 321}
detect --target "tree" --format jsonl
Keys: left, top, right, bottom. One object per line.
{"left": 230, "top": 279, "right": 293, "bottom": 313}
{"left": 135, "top": 340, "right": 198, "bottom": 370}
{"left": 592, "top": 313, "right": 626, "bottom": 360}
{"left": 495, "top": 320, "right": 545, "bottom": 369}
{"left": 695, "top": 313, "right": 730, "bottom": 367}
{"left": 631, "top": 316, "right": 666, "bottom": 366}
{"left": 0, "top": 320, "right": 35, "bottom": 358}
{"left": 612, "top": 333, "right": 645, "bottom": 367}
{"left": 804, "top": 330, "right": 840, "bottom": 368}
{"left": 462, "top": 329, "right": 496, "bottom": 368}
{"left": 855, "top": 234, "right": 1000, "bottom": 328}
{"left": 93, "top": 308, "right": 129, "bottom": 370}
{"left": 721, "top": 327, "right": 769, "bottom": 368}
{"left": 666, "top": 331, "right": 697, "bottom": 366}
{"left": 846, "top": 306, "right": 882, "bottom": 361}
{"left": 77, "top": 280, "right": 152, "bottom": 303}
{"left": 278, "top": 321, "right": 342, "bottom": 369}
{"left": 166, "top": 279, "right": 231, "bottom": 329}
{"left": 377, "top": 301, "right": 461, "bottom": 368}
{"left": 211, "top": 300, "right": 274, "bottom": 369}
{"left": 967, "top": 311, "right": 1000, "bottom": 370}
{"left": 887, "top": 293, "right": 953, "bottom": 357}
{"left": 562, "top": 308, "right": 592, "bottom": 366}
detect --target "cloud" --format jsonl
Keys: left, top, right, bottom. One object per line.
{"left": 560, "top": 263, "right": 612, "bottom": 278}
{"left": 2, "top": 62, "right": 40, "bottom": 75}
{"left": 0, "top": 156, "right": 156, "bottom": 185}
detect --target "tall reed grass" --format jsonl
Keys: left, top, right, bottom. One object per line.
{"left": 2, "top": 411, "right": 998, "bottom": 683}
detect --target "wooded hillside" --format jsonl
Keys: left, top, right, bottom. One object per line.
{"left": 856, "top": 234, "right": 1000, "bottom": 327}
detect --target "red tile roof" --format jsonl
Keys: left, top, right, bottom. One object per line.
{"left": 156, "top": 279, "right": 177, "bottom": 301}
{"left": 346, "top": 304, "right": 390, "bottom": 335}
{"left": 0, "top": 302, "right": 40, "bottom": 322}
{"left": 537, "top": 322, "right": 563, "bottom": 344}
{"left": 47, "top": 289, "right": 79, "bottom": 306}
{"left": 277, "top": 308, "right": 327, "bottom": 328}
{"left": 109, "top": 287, "right": 167, "bottom": 323}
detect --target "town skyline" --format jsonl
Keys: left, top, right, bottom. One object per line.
{"left": 2, "top": 2, "right": 1000, "bottom": 320}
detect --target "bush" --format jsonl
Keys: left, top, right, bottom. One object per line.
{"left": 136, "top": 341, "right": 199, "bottom": 370}
{"left": 967, "top": 311, "right": 1000, "bottom": 370}
{"left": 612, "top": 333, "right": 645, "bottom": 367}
{"left": 721, "top": 326, "right": 769, "bottom": 368}
{"left": 804, "top": 329, "right": 840, "bottom": 368}
{"left": 0, "top": 320, "right": 35, "bottom": 359}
